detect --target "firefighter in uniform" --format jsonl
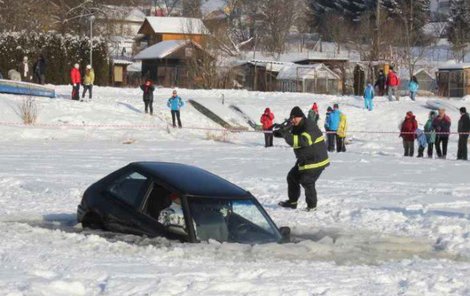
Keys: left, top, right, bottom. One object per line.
{"left": 273, "top": 106, "right": 330, "bottom": 211}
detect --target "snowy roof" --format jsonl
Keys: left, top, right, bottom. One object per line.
{"left": 438, "top": 63, "right": 470, "bottom": 70}
{"left": 201, "top": 0, "right": 226, "bottom": 16}
{"left": 112, "top": 58, "right": 134, "bottom": 65}
{"left": 239, "top": 60, "right": 294, "bottom": 72}
{"left": 414, "top": 68, "right": 435, "bottom": 78}
{"left": 277, "top": 64, "right": 340, "bottom": 80}
{"left": 99, "top": 6, "right": 146, "bottom": 23}
{"left": 241, "top": 50, "right": 350, "bottom": 64}
{"left": 127, "top": 61, "right": 142, "bottom": 72}
{"left": 134, "top": 40, "right": 198, "bottom": 60}
{"left": 422, "top": 22, "right": 447, "bottom": 38}
{"left": 140, "top": 17, "right": 209, "bottom": 35}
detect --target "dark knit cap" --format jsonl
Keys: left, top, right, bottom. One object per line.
{"left": 460, "top": 107, "right": 467, "bottom": 113}
{"left": 290, "top": 106, "right": 305, "bottom": 118}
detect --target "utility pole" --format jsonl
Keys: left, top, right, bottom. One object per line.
{"left": 373, "top": 0, "right": 381, "bottom": 61}
{"left": 89, "top": 15, "right": 95, "bottom": 67}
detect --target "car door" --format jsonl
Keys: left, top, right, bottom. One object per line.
{"left": 101, "top": 170, "right": 152, "bottom": 235}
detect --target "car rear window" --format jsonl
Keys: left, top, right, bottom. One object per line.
{"left": 107, "top": 171, "right": 148, "bottom": 208}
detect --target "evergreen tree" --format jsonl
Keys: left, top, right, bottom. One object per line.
{"left": 384, "top": 0, "right": 431, "bottom": 31}
{"left": 447, "top": 0, "right": 470, "bottom": 61}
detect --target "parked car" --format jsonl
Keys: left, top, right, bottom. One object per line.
{"left": 77, "top": 162, "right": 290, "bottom": 244}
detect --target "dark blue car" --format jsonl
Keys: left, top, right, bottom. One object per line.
{"left": 77, "top": 162, "right": 290, "bottom": 244}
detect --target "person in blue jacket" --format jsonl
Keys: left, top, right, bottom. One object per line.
{"left": 416, "top": 128, "right": 427, "bottom": 157}
{"left": 167, "top": 90, "right": 184, "bottom": 128}
{"left": 409, "top": 76, "right": 419, "bottom": 101}
{"left": 363, "top": 83, "right": 374, "bottom": 111}
{"left": 325, "top": 104, "right": 341, "bottom": 151}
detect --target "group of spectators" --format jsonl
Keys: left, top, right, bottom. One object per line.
{"left": 400, "top": 108, "right": 470, "bottom": 160}
{"left": 365, "top": 66, "right": 421, "bottom": 109}
{"left": 0, "top": 55, "right": 47, "bottom": 84}
{"left": 260, "top": 103, "right": 348, "bottom": 152}
{"left": 139, "top": 79, "right": 185, "bottom": 128}
{"left": 70, "top": 63, "right": 95, "bottom": 101}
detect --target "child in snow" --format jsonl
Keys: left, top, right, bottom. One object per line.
{"left": 363, "top": 83, "right": 374, "bottom": 111}
{"left": 308, "top": 102, "right": 320, "bottom": 124}
{"left": 400, "top": 111, "right": 418, "bottom": 157}
{"left": 140, "top": 79, "right": 155, "bottom": 115}
{"left": 409, "top": 76, "right": 419, "bottom": 101}
{"left": 416, "top": 128, "right": 427, "bottom": 158}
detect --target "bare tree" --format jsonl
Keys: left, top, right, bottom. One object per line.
{"left": 391, "top": 1, "right": 433, "bottom": 76}
{"left": 182, "top": 0, "right": 201, "bottom": 17}
{"left": 257, "top": 0, "right": 296, "bottom": 56}
{"left": 154, "top": 0, "right": 181, "bottom": 16}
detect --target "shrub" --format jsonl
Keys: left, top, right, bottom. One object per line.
{"left": 16, "top": 97, "right": 38, "bottom": 125}
{"left": 205, "top": 130, "right": 231, "bottom": 142}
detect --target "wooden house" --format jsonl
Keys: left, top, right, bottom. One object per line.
{"left": 437, "top": 64, "right": 470, "bottom": 98}
{"left": 137, "top": 17, "right": 209, "bottom": 47}
{"left": 134, "top": 39, "right": 212, "bottom": 88}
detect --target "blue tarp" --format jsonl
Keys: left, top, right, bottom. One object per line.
{"left": 0, "top": 79, "right": 55, "bottom": 98}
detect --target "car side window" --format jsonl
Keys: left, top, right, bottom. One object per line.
{"left": 107, "top": 171, "right": 148, "bottom": 208}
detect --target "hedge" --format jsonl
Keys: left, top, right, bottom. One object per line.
{"left": 0, "top": 31, "right": 109, "bottom": 85}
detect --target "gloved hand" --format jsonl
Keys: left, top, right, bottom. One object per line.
{"left": 273, "top": 129, "right": 283, "bottom": 138}
{"left": 274, "top": 125, "right": 291, "bottom": 138}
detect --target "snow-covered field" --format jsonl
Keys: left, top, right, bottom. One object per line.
{"left": 1, "top": 85, "right": 470, "bottom": 295}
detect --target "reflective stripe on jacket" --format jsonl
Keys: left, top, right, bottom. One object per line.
{"left": 284, "top": 118, "right": 329, "bottom": 171}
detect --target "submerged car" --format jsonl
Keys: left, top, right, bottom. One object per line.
{"left": 77, "top": 162, "right": 290, "bottom": 244}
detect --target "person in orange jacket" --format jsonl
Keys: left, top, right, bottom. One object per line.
{"left": 70, "top": 63, "right": 81, "bottom": 100}
{"left": 260, "top": 108, "right": 275, "bottom": 147}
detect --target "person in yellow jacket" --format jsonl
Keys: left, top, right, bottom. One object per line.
{"left": 336, "top": 112, "right": 347, "bottom": 152}
{"left": 82, "top": 65, "right": 95, "bottom": 101}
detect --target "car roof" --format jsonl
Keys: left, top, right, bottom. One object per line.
{"left": 130, "top": 162, "right": 250, "bottom": 198}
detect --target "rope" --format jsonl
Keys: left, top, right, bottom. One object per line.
{"left": 0, "top": 121, "right": 468, "bottom": 135}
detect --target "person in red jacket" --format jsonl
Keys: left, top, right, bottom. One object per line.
{"left": 70, "top": 63, "right": 81, "bottom": 100}
{"left": 386, "top": 66, "right": 400, "bottom": 101}
{"left": 260, "top": 107, "right": 275, "bottom": 147}
{"left": 400, "top": 111, "right": 418, "bottom": 156}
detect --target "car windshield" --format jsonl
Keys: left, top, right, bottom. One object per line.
{"left": 188, "top": 197, "right": 281, "bottom": 244}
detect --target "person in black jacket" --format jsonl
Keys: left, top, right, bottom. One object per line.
{"left": 273, "top": 106, "right": 330, "bottom": 211}
{"left": 33, "top": 54, "right": 47, "bottom": 85}
{"left": 374, "top": 70, "right": 386, "bottom": 96}
{"left": 457, "top": 107, "right": 470, "bottom": 160}
{"left": 140, "top": 79, "right": 155, "bottom": 115}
